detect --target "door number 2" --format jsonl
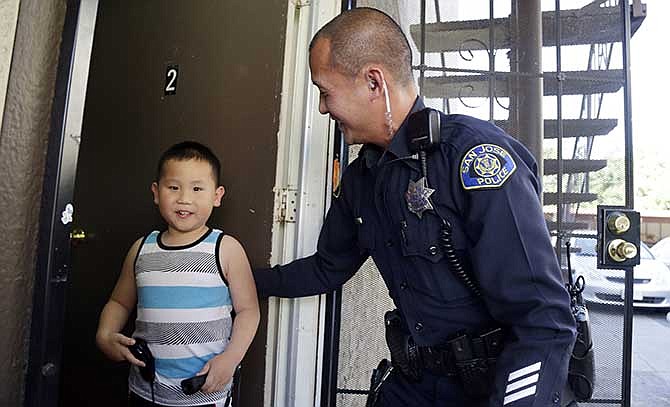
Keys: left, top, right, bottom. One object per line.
{"left": 164, "top": 65, "right": 179, "bottom": 95}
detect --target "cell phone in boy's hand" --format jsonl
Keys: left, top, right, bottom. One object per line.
{"left": 181, "top": 373, "right": 208, "bottom": 395}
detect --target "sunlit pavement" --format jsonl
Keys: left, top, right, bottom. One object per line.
{"left": 631, "top": 310, "right": 670, "bottom": 406}
{"left": 586, "top": 305, "right": 670, "bottom": 406}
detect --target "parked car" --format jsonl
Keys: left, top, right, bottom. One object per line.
{"left": 568, "top": 234, "right": 670, "bottom": 309}
{"left": 650, "top": 236, "right": 670, "bottom": 269}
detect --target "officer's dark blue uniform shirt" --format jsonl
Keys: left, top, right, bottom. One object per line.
{"left": 255, "top": 98, "right": 577, "bottom": 406}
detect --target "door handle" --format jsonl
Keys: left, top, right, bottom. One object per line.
{"left": 70, "top": 228, "right": 87, "bottom": 241}
{"left": 70, "top": 228, "right": 94, "bottom": 247}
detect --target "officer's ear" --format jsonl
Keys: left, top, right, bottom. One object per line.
{"left": 365, "top": 68, "right": 386, "bottom": 98}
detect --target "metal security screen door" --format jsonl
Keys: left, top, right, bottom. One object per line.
{"left": 322, "top": 1, "right": 645, "bottom": 406}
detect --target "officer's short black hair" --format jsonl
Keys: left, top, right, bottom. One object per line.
{"left": 157, "top": 141, "right": 221, "bottom": 185}
{"left": 310, "top": 7, "right": 413, "bottom": 86}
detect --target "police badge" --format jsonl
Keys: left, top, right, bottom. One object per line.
{"left": 405, "top": 177, "right": 435, "bottom": 219}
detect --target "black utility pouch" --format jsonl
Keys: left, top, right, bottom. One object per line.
{"left": 384, "top": 310, "right": 422, "bottom": 382}
{"left": 448, "top": 331, "right": 500, "bottom": 400}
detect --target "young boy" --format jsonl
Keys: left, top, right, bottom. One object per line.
{"left": 96, "top": 141, "right": 259, "bottom": 407}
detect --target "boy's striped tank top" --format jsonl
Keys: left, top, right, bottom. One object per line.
{"left": 129, "top": 228, "right": 233, "bottom": 406}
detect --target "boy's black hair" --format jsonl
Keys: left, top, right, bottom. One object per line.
{"left": 157, "top": 141, "right": 221, "bottom": 185}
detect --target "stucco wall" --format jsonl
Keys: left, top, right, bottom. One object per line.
{"left": 0, "top": 0, "right": 66, "bottom": 404}
{"left": 0, "top": 0, "right": 20, "bottom": 131}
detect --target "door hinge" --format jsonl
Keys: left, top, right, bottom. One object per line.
{"left": 292, "top": 0, "right": 311, "bottom": 8}
{"left": 275, "top": 187, "right": 298, "bottom": 223}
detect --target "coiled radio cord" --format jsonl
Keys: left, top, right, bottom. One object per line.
{"left": 418, "top": 150, "right": 482, "bottom": 297}
{"left": 439, "top": 219, "right": 481, "bottom": 297}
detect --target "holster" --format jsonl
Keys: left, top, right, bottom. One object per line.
{"left": 568, "top": 304, "right": 595, "bottom": 401}
{"left": 384, "top": 310, "right": 422, "bottom": 382}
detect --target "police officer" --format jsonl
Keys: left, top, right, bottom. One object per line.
{"left": 254, "top": 7, "right": 576, "bottom": 407}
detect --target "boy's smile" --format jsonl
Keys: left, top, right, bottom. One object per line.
{"left": 151, "top": 158, "right": 225, "bottom": 244}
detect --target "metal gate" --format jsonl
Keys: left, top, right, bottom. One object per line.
{"left": 322, "top": 1, "right": 646, "bottom": 406}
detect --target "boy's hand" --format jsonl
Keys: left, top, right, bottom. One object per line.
{"left": 198, "top": 352, "right": 237, "bottom": 394}
{"left": 96, "top": 331, "right": 146, "bottom": 367}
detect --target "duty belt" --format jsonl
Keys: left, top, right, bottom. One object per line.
{"left": 384, "top": 310, "right": 505, "bottom": 382}
{"left": 419, "top": 327, "right": 505, "bottom": 377}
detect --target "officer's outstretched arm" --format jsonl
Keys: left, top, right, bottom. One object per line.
{"left": 451, "top": 135, "right": 576, "bottom": 407}
{"left": 254, "top": 167, "right": 368, "bottom": 299}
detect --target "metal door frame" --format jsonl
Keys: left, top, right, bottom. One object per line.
{"left": 320, "top": 5, "right": 355, "bottom": 407}
{"left": 261, "top": 0, "right": 342, "bottom": 405}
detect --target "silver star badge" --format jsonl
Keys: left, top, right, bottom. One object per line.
{"left": 405, "top": 177, "right": 435, "bottom": 219}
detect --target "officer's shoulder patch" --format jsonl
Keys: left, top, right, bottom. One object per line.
{"left": 460, "top": 143, "right": 516, "bottom": 190}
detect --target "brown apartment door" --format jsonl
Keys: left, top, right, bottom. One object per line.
{"left": 46, "top": 1, "right": 284, "bottom": 406}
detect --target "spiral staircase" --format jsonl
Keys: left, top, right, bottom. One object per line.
{"left": 409, "top": 0, "right": 646, "bottom": 232}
